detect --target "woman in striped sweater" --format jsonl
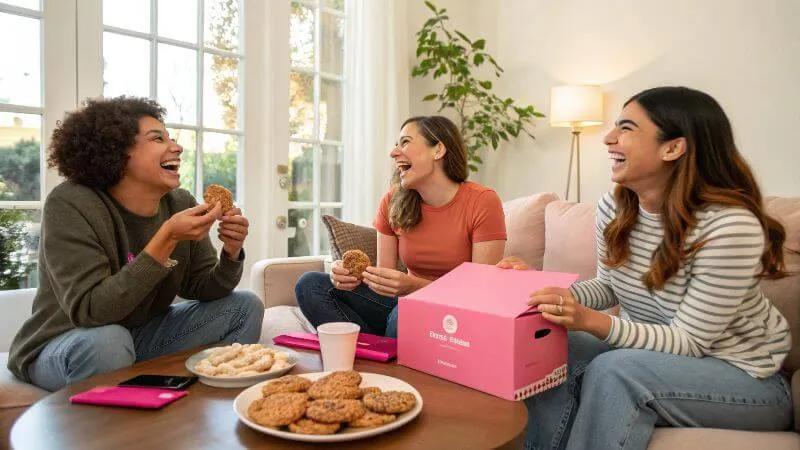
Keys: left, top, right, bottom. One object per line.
{"left": 500, "top": 86, "right": 793, "bottom": 450}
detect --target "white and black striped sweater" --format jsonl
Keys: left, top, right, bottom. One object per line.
{"left": 570, "top": 192, "right": 791, "bottom": 378}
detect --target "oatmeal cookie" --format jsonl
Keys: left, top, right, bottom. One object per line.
{"left": 203, "top": 184, "right": 234, "bottom": 213}
{"left": 362, "top": 391, "right": 417, "bottom": 414}
{"left": 322, "top": 370, "right": 362, "bottom": 386}
{"left": 288, "top": 418, "right": 341, "bottom": 435}
{"left": 341, "top": 249, "right": 371, "bottom": 280}
{"left": 247, "top": 392, "right": 307, "bottom": 427}
{"left": 305, "top": 399, "right": 366, "bottom": 424}
{"left": 359, "top": 386, "right": 382, "bottom": 398}
{"left": 348, "top": 410, "right": 397, "bottom": 428}
{"left": 261, "top": 375, "right": 312, "bottom": 397}
{"left": 307, "top": 381, "right": 361, "bottom": 400}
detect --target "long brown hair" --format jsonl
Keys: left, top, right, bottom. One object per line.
{"left": 603, "top": 87, "right": 786, "bottom": 290}
{"left": 388, "top": 116, "right": 468, "bottom": 231}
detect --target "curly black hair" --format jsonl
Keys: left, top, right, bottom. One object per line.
{"left": 47, "top": 96, "right": 167, "bottom": 189}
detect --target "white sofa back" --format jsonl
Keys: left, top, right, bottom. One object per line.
{"left": 0, "top": 288, "right": 35, "bottom": 352}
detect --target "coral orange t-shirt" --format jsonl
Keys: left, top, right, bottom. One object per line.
{"left": 373, "top": 181, "right": 506, "bottom": 281}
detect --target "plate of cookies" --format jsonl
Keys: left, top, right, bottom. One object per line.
{"left": 185, "top": 343, "right": 298, "bottom": 388}
{"left": 233, "top": 371, "right": 422, "bottom": 442}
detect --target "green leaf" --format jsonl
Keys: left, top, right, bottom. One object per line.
{"left": 472, "top": 39, "right": 486, "bottom": 50}
{"left": 423, "top": 94, "right": 438, "bottom": 101}
{"left": 454, "top": 30, "right": 471, "bottom": 44}
{"left": 491, "top": 134, "right": 499, "bottom": 149}
{"left": 472, "top": 155, "right": 483, "bottom": 164}
{"left": 424, "top": 1, "right": 437, "bottom": 13}
{"left": 468, "top": 164, "right": 479, "bottom": 172}
{"left": 473, "top": 53, "right": 484, "bottom": 66}
{"left": 479, "top": 80, "right": 492, "bottom": 90}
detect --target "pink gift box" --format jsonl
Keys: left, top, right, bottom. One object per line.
{"left": 398, "top": 262, "right": 578, "bottom": 401}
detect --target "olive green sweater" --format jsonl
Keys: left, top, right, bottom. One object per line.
{"left": 8, "top": 182, "right": 243, "bottom": 382}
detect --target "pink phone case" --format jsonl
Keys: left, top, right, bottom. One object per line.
{"left": 69, "top": 386, "right": 188, "bottom": 409}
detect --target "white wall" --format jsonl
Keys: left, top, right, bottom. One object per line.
{"left": 407, "top": 0, "right": 800, "bottom": 203}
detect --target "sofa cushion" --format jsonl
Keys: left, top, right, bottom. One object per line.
{"left": 322, "top": 215, "right": 406, "bottom": 272}
{"left": 322, "top": 215, "right": 378, "bottom": 263}
{"left": 542, "top": 200, "right": 598, "bottom": 281}
{"left": 648, "top": 428, "right": 800, "bottom": 450}
{"left": 259, "top": 305, "right": 317, "bottom": 345}
{"left": 0, "top": 353, "right": 47, "bottom": 410}
{"left": 502, "top": 193, "right": 559, "bottom": 270}
{"left": 761, "top": 197, "right": 800, "bottom": 373}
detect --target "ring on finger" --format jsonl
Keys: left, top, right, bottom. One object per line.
{"left": 557, "top": 304, "right": 563, "bottom": 315}
{"left": 558, "top": 295, "right": 565, "bottom": 306}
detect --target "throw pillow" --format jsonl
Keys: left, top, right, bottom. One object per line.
{"left": 322, "top": 215, "right": 378, "bottom": 262}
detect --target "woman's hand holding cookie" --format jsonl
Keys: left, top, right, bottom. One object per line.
{"left": 330, "top": 260, "right": 361, "bottom": 291}
{"left": 167, "top": 202, "right": 222, "bottom": 241}
{"left": 361, "top": 267, "right": 420, "bottom": 297}
{"left": 218, "top": 206, "right": 249, "bottom": 261}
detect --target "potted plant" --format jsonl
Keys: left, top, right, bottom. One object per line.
{"left": 412, "top": 1, "right": 544, "bottom": 171}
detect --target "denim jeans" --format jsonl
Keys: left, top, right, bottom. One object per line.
{"left": 27, "top": 290, "right": 265, "bottom": 391}
{"left": 295, "top": 272, "right": 398, "bottom": 337}
{"left": 524, "top": 331, "right": 793, "bottom": 450}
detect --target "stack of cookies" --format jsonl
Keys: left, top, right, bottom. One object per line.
{"left": 247, "top": 371, "right": 417, "bottom": 435}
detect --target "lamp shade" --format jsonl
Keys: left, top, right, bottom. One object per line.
{"left": 550, "top": 85, "right": 603, "bottom": 128}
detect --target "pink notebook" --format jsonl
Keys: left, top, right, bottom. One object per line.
{"left": 273, "top": 332, "right": 397, "bottom": 362}
{"left": 69, "top": 386, "right": 188, "bottom": 409}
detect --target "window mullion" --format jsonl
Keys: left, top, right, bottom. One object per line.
{"left": 195, "top": 0, "right": 204, "bottom": 198}
{"left": 149, "top": 0, "right": 157, "bottom": 99}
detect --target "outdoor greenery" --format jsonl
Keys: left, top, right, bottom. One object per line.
{"left": 0, "top": 139, "right": 40, "bottom": 201}
{"left": 412, "top": 1, "right": 544, "bottom": 171}
{"left": 0, "top": 140, "right": 40, "bottom": 289}
{"left": 0, "top": 209, "right": 35, "bottom": 290}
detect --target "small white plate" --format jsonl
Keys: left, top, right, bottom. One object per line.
{"left": 185, "top": 345, "right": 298, "bottom": 388}
{"left": 233, "top": 372, "right": 423, "bottom": 443}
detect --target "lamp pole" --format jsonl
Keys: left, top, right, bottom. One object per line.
{"left": 565, "top": 124, "right": 582, "bottom": 203}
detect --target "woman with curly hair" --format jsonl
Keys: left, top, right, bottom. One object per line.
{"left": 7, "top": 97, "right": 264, "bottom": 391}
{"left": 500, "top": 86, "right": 792, "bottom": 449}
{"left": 295, "top": 116, "right": 507, "bottom": 337}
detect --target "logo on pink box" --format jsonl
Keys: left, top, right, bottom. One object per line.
{"left": 398, "top": 262, "right": 578, "bottom": 401}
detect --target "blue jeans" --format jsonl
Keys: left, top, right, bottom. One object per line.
{"left": 295, "top": 272, "right": 398, "bottom": 337}
{"left": 27, "top": 290, "right": 264, "bottom": 391}
{"left": 525, "top": 331, "right": 793, "bottom": 450}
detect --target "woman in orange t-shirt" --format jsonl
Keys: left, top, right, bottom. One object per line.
{"left": 295, "top": 116, "right": 507, "bottom": 337}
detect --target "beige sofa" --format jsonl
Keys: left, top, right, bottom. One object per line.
{"left": 250, "top": 192, "right": 800, "bottom": 449}
{"left": 3, "top": 192, "right": 798, "bottom": 449}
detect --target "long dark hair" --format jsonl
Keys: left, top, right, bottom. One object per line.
{"left": 388, "top": 116, "right": 468, "bottom": 231}
{"left": 602, "top": 86, "right": 786, "bottom": 290}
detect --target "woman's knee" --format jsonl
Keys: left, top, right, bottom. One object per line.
{"left": 70, "top": 325, "right": 135, "bottom": 372}
{"left": 295, "top": 272, "right": 332, "bottom": 307}
{"left": 581, "top": 349, "right": 654, "bottom": 394}
{"left": 230, "top": 290, "right": 265, "bottom": 317}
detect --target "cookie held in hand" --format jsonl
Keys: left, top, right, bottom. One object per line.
{"left": 203, "top": 184, "right": 234, "bottom": 213}
{"left": 341, "top": 249, "right": 371, "bottom": 280}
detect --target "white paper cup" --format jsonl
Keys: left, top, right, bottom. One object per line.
{"left": 317, "top": 322, "right": 360, "bottom": 372}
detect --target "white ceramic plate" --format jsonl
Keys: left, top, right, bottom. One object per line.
{"left": 233, "top": 372, "right": 423, "bottom": 443}
{"left": 185, "top": 345, "right": 298, "bottom": 388}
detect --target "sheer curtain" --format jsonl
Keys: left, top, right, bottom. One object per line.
{"left": 342, "top": 0, "right": 410, "bottom": 226}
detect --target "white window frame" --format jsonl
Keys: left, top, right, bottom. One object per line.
{"left": 289, "top": 0, "right": 346, "bottom": 257}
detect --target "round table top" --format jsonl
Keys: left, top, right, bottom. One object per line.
{"left": 11, "top": 348, "right": 527, "bottom": 449}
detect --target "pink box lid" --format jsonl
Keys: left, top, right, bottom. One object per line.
{"left": 401, "top": 262, "right": 579, "bottom": 318}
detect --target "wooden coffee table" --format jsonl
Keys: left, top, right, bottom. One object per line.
{"left": 11, "top": 348, "right": 527, "bottom": 449}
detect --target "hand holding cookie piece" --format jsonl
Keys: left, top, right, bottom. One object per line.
{"left": 342, "top": 249, "right": 371, "bottom": 280}
{"left": 204, "top": 184, "right": 234, "bottom": 213}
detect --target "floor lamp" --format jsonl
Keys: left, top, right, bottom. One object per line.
{"left": 550, "top": 86, "right": 604, "bottom": 203}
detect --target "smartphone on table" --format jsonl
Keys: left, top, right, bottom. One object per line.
{"left": 118, "top": 374, "right": 198, "bottom": 390}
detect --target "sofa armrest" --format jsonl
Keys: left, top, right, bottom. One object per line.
{"left": 250, "top": 257, "right": 325, "bottom": 308}
{"left": 792, "top": 370, "right": 799, "bottom": 432}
